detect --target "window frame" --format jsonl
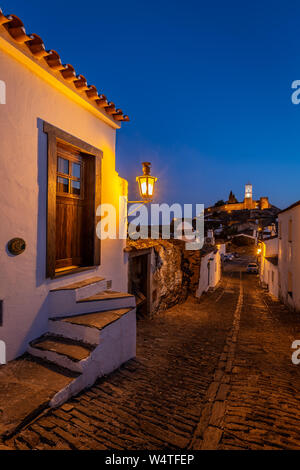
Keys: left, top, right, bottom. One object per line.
{"left": 288, "top": 218, "right": 293, "bottom": 243}
{"left": 56, "top": 151, "right": 84, "bottom": 199}
{"left": 288, "top": 271, "right": 293, "bottom": 297}
{"left": 278, "top": 221, "right": 282, "bottom": 239}
{"left": 44, "top": 122, "right": 102, "bottom": 279}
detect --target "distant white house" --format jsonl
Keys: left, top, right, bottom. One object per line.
{"left": 196, "top": 243, "right": 224, "bottom": 297}
{"left": 259, "top": 201, "right": 300, "bottom": 311}
{"left": 278, "top": 201, "right": 300, "bottom": 311}
{"left": 259, "top": 236, "right": 279, "bottom": 298}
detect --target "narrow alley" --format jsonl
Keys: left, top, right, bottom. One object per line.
{"left": 6, "top": 258, "right": 300, "bottom": 450}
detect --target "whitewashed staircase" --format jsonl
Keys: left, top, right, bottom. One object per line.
{"left": 27, "top": 277, "right": 136, "bottom": 407}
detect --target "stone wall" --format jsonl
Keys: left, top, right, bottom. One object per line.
{"left": 151, "top": 240, "right": 188, "bottom": 315}
{"left": 126, "top": 239, "right": 214, "bottom": 316}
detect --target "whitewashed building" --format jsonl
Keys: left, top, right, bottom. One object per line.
{"left": 259, "top": 236, "right": 279, "bottom": 298}
{"left": 278, "top": 201, "right": 300, "bottom": 311}
{"left": 0, "top": 9, "right": 136, "bottom": 402}
{"left": 196, "top": 244, "right": 224, "bottom": 298}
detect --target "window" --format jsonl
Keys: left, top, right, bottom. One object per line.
{"left": 288, "top": 271, "right": 293, "bottom": 297}
{"left": 288, "top": 219, "right": 292, "bottom": 242}
{"left": 278, "top": 221, "right": 282, "bottom": 239}
{"left": 56, "top": 145, "right": 83, "bottom": 199}
{"left": 288, "top": 243, "right": 292, "bottom": 263}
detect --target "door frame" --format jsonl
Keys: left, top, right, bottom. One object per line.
{"left": 44, "top": 121, "right": 102, "bottom": 279}
{"left": 128, "top": 248, "right": 152, "bottom": 316}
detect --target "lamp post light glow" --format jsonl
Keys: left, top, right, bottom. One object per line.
{"left": 136, "top": 162, "right": 157, "bottom": 201}
{"left": 256, "top": 245, "right": 262, "bottom": 264}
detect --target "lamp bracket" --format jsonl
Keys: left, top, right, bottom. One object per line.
{"left": 128, "top": 200, "right": 150, "bottom": 204}
{"left": 127, "top": 200, "right": 150, "bottom": 217}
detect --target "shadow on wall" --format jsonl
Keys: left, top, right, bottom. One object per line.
{"left": 12, "top": 119, "right": 49, "bottom": 358}
{"left": 17, "top": 296, "right": 49, "bottom": 358}
{"left": 36, "top": 118, "right": 48, "bottom": 288}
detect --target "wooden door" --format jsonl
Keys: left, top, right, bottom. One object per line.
{"left": 55, "top": 143, "right": 85, "bottom": 271}
{"left": 44, "top": 122, "right": 102, "bottom": 279}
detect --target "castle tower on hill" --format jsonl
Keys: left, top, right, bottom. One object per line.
{"left": 207, "top": 183, "right": 271, "bottom": 213}
{"left": 245, "top": 183, "right": 252, "bottom": 200}
{"left": 244, "top": 183, "right": 253, "bottom": 209}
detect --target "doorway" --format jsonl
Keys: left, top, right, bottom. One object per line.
{"left": 44, "top": 122, "right": 102, "bottom": 278}
{"left": 128, "top": 249, "right": 152, "bottom": 317}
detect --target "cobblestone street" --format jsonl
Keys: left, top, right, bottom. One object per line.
{"left": 6, "top": 261, "right": 300, "bottom": 450}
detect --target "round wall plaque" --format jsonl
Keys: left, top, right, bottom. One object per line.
{"left": 7, "top": 238, "right": 26, "bottom": 256}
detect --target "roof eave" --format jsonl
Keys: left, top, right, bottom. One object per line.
{"left": 0, "top": 9, "right": 130, "bottom": 128}
{"left": 278, "top": 200, "right": 300, "bottom": 215}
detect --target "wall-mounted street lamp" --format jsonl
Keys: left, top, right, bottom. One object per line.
{"left": 128, "top": 162, "right": 158, "bottom": 215}
{"left": 136, "top": 162, "right": 157, "bottom": 201}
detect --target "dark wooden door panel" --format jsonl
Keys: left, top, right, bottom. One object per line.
{"left": 56, "top": 198, "right": 84, "bottom": 269}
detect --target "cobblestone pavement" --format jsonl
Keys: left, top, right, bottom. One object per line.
{"left": 5, "top": 265, "right": 300, "bottom": 450}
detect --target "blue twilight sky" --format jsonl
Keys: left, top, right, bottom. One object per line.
{"left": 2, "top": 0, "right": 300, "bottom": 210}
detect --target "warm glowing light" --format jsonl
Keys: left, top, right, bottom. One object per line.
{"left": 141, "top": 181, "right": 147, "bottom": 195}
{"left": 148, "top": 182, "right": 153, "bottom": 196}
{"left": 136, "top": 162, "right": 157, "bottom": 200}
{"left": 245, "top": 183, "right": 252, "bottom": 199}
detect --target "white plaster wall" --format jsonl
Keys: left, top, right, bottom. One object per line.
{"left": 259, "top": 237, "right": 278, "bottom": 290}
{"left": 278, "top": 206, "right": 300, "bottom": 311}
{"left": 260, "top": 255, "right": 266, "bottom": 285}
{"left": 197, "top": 252, "right": 211, "bottom": 297}
{"left": 0, "top": 49, "right": 128, "bottom": 360}
{"left": 196, "top": 249, "right": 222, "bottom": 297}
{"left": 208, "top": 251, "right": 221, "bottom": 288}
{"left": 265, "top": 238, "right": 278, "bottom": 257}
{"left": 261, "top": 260, "right": 278, "bottom": 299}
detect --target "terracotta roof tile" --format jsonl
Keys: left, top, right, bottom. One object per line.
{"left": 0, "top": 8, "right": 129, "bottom": 123}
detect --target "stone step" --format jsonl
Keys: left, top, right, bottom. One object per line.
{"left": 49, "top": 289, "right": 136, "bottom": 318}
{"left": 49, "top": 308, "right": 135, "bottom": 344}
{"left": 50, "top": 276, "right": 108, "bottom": 300}
{"left": 48, "top": 307, "right": 136, "bottom": 406}
{"left": 28, "top": 334, "right": 95, "bottom": 373}
{"left": 50, "top": 276, "right": 106, "bottom": 291}
{"left": 26, "top": 306, "right": 136, "bottom": 409}
{"left": 78, "top": 290, "right": 135, "bottom": 303}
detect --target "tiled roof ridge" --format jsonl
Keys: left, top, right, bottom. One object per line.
{"left": 278, "top": 200, "right": 300, "bottom": 215}
{"left": 0, "top": 8, "right": 129, "bottom": 123}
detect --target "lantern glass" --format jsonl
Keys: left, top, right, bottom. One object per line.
{"left": 136, "top": 175, "right": 157, "bottom": 200}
